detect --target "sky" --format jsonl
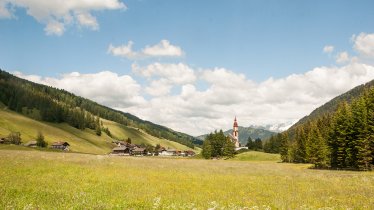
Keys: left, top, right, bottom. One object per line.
{"left": 1, "top": 0, "right": 374, "bottom": 136}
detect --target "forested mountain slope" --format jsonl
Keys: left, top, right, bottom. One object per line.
{"left": 278, "top": 80, "right": 374, "bottom": 170}
{"left": 0, "top": 69, "right": 202, "bottom": 149}
{"left": 0, "top": 104, "right": 195, "bottom": 154}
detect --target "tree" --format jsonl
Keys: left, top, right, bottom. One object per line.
{"left": 294, "top": 127, "right": 307, "bottom": 163}
{"left": 8, "top": 132, "right": 21, "bottom": 145}
{"left": 36, "top": 131, "right": 47, "bottom": 147}
{"left": 246, "top": 136, "right": 255, "bottom": 150}
{"left": 95, "top": 117, "right": 101, "bottom": 136}
{"left": 254, "top": 138, "right": 263, "bottom": 151}
{"left": 279, "top": 133, "right": 289, "bottom": 162}
{"left": 202, "top": 139, "right": 212, "bottom": 159}
{"left": 126, "top": 137, "right": 132, "bottom": 144}
{"left": 155, "top": 144, "right": 161, "bottom": 156}
{"left": 223, "top": 137, "right": 235, "bottom": 158}
{"left": 306, "top": 123, "right": 330, "bottom": 168}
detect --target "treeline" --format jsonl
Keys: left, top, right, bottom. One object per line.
{"left": 278, "top": 87, "right": 374, "bottom": 170}
{"left": 0, "top": 70, "right": 199, "bottom": 148}
{"left": 201, "top": 130, "right": 236, "bottom": 159}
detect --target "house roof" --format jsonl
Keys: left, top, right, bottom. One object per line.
{"left": 24, "top": 141, "right": 37, "bottom": 146}
{"left": 132, "top": 148, "right": 146, "bottom": 152}
{"left": 112, "top": 147, "right": 129, "bottom": 151}
{"left": 52, "top": 141, "right": 70, "bottom": 146}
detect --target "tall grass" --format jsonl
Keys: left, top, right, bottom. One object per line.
{"left": 0, "top": 149, "right": 373, "bottom": 209}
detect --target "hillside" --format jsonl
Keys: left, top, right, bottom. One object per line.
{"left": 0, "top": 69, "right": 202, "bottom": 149}
{"left": 0, "top": 104, "right": 196, "bottom": 154}
{"left": 197, "top": 126, "right": 276, "bottom": 145}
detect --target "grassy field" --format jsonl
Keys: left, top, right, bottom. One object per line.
{"left": 0, "top": 149, "right": 373, "bottom": 209}
{"left": 0, "top": 108, "right": 195, "bottom": 154}
{"left": 231, "top": 151, "right": 281, "bottom": 162}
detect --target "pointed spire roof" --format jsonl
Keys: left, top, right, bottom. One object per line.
{"left": 233, "top": 116, "right": 238, "bottom": 127}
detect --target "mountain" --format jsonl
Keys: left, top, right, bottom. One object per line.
{"left": 290, "top": 79, "right": 374, "bottom": 130}
{"left": 197, "top": 126, "right": 277, "bottom": 145}
{"left": 0, "top": 69, "right": 202, "bottom": 152}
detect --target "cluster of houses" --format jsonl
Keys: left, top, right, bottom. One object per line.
{"left": 2, "top": 134, "right": 195, "bottom": 157}
{"left": 111, "top": 141, "right": 195, "bottom": 157}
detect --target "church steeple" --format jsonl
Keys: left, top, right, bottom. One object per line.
{"left": 232, "top": 117, "right": 239, "bottom": 147}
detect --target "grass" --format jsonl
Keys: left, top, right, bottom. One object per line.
{"left": 0, "top": 149, "right": 373, "bottom": 209}
{"left": 0, "top": 108, "right": 196, "bottom": 154}
{"left": 231, "top": 151, "right": 281, "bottom": 162}
{"left": 102, "top": 119, "right": 197, "bottom": 151}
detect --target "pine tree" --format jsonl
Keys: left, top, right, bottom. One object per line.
{"left": 223, "top": 137, "right": 235, "bottom": 158}
{"left": 279, "top": 133, "right": 289, "bottom": 162}
{"left": 307, "top": 123, "right": 330, "bottom": 168}
{"left": 36, "top": 131, "right": 47, "bottom": 147}
{"left": 202, "top": 139, "right": 212, "bottom": 159}
{"left": 329, "top": 102, "right": 352, "bottom": 168}
{"left": 294, "top": 127, "right": 307, "bottom": 163}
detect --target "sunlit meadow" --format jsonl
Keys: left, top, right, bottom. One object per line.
{"left": 1, "top": 149, "right": 373, "bottom": 209}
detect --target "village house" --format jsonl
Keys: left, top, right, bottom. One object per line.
{"left": 112, "top": 147, "right": 131, "bottom": 155}
{"left": 132, "top": 147, "right": 147, "bottom": 156}
{"left": 24, "top": 141, "right": 37, "bottom": 147}
{"left": 51, "top": 142, "right": 70, "bottom": 151}
{"left": 184, "top": 150, "right": 196, "bottom": 157}
{"left": 160, "top": 148, "right": 177, "bottom": 156}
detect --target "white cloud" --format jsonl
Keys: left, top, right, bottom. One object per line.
{"left": 44, "top": 20, "right": 65, "bottom": 36}
{"left": 323, "top": 45, "right": 334, "bottom": 53}
{"left": 76, "top": 12, "right": 99, "bottom": 30}
{"left": 353, "top": 33, "right": 374, "bottom": 58}
{"left": 124, "top": 61, "right": 374, "bottom": 136}
{"left": 14, "top": 71, "right": 145, "bottom": 108}
{"left": 142, "top": 40, "right": 184, "bottom": 57}
{"left": 108, "top": 40, "right": 184, "bottom": 59}
{"left": 132, "top": 62, "right": 196, "bottom": 85}
{"left": 108, "top": 42, "right": 137, "bottom": 59}
{"left": 336, "top": 51, "right": 350, "bottom": 64}
{"left": 0, "top": 0, "right": 125, "bottom": 35}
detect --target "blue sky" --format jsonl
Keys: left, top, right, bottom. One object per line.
{"left": 1, "top": 0, "right": 373, "bottom": 80}
{"left": 1, "top": 0, "right": 374, "bottom": 135}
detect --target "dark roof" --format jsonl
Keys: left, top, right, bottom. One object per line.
{"left": 132, "top": 148, "right": 146, "bottom": 152}
{"left": 112, "top": 147, "right": 129, "bottom": 151}
{"left": 52, "top": 141, "right": 70, "bottom": 146}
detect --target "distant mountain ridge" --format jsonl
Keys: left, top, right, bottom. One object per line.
{"left": 197, "top": 126, "right": 277, "bottom": 145}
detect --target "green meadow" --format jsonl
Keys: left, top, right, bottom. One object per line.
{"left": 0, "top": 108, "right": 195, "bottom": 154}
{"left": 0, "top": 149, "right": 373, "bottom": 209}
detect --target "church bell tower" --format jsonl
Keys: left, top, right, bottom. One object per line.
{"left": 233, "top": 117, "right": 240, "bottom": 147}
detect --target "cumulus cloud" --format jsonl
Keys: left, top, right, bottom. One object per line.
{"left": 132, "top": 62, "right": 196, "bottom": 84}
{"left": 108, "top": 40, "right": 184, "bottom": 59}
{"left": 14, "top": 71, "right": 145, "bottom": 107}
{"left": 124, "top": 62, "right": 374, "bottom": 135}
{"left": 353, "top": 33, "right": 374, "bottom": 58}
{"left": 0, "top": 0, "right": 125, "bottom": 35}
{"left": 336, "top": 51, "right": 350, "bottom": 64}
{"left": 323, "top": 45, "right": 334, "bottom": 54}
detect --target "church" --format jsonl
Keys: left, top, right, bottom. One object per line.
{"left": 229, "top": 117, "right": 248, "bottom": 151}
